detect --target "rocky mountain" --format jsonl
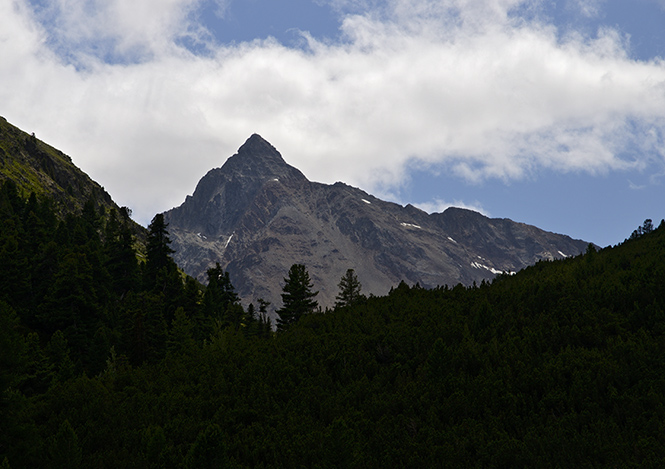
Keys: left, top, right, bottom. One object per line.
{"left": 164, "top": 134, "right": 591, "bottom": 310}
{"left": 0, "top": 116, "right": 143, "bottom": 236}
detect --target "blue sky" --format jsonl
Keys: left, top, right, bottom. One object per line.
{"left": 2, "top": 0, "right": 665, "bottom": 247}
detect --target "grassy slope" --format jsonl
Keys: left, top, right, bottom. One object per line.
{"left": 0, "top": 116, "right": 145, "bottom": 237}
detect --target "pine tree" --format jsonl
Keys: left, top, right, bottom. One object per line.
{"left": 104, "top": 209, "right": 138, "bottom": 298}
{"left": 277, "top": 264, "right": 318, "bottom": 332}
{"left": 334, "top": 269, "right": 365, "bottom": 308}
{"left": 144, "top": 213, "right": 177, "bottom": 291}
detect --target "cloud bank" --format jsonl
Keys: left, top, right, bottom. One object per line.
{"left": 2, "top": 0, "right": 665, "bottom": 225}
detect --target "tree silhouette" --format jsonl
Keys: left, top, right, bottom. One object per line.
{"left": 629, "top": 219, "right": 655, "bottom": 240}
{"left": 335, "top": 268, "right": 365, "bottom": 308}
{"left": 144, "top": 213, "right": 177, "bottom": 291}
{"left": 277, "top": 264, "right": 318, "bottom": 332}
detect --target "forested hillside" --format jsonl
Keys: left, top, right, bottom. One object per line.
{"left": 1, "top": 181, "right": 665, "bottom": 467}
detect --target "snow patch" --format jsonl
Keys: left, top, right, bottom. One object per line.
{"left": 224, "top": 234, "right": 234, "bottom": 249}
{"left": 448, "top": 237, "right": 457, "bottom": 243}
{"left": 197, "top": 232, "right": 207, "bottom": 240}
{"left": 558, "top": 251, "right": 568, "bottom": 258}
{"left": 471, "top": 262, "right": 504, "bottom": 275}
{"left": 361, "top": 199, "right": 371, "bottom": 204}
{"left": 401, "top": 222, "right": 422, "bottom": 229}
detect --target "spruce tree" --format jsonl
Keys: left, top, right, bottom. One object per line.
{"left": 144, "top": 213, "right": 177, "bottom": 291}
{"left": 334, "top": 268, "right": 364, "bottom": 308}
{"left": 104, "top": 209, "right": 138, "bottom": 297}
{"left": 277, "top": 264, "right": 318, "bottom": 332}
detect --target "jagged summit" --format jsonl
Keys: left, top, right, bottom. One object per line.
{"left": 238, "top": 133, "right": 277, "bottom": 154}
{"left": 218, "top": 134, "right": 306, "bottom": 182}
{"left": 164, "top": 136, "right": 591, "bottom": 311}
{"left": 166, "top": 134, "right": 308, "bottom": 236}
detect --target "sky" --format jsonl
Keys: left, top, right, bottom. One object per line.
{"left": 2, "top": 0, "right": 665, "bottom": 247}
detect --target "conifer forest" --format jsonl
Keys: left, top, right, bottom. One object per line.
{"left": 2, "top": 179, "right": 665, "bottom": 467}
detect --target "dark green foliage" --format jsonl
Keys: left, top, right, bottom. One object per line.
{"left": 144, "top": 213, "right": 178, "bottom": 292}
{"left": 203, "top": 264, "right": 240, "bottom": 330}
{"left": 0, "top": 301, "right": 24, "bottom": 395}
{"left": 277, "top": 264, "right": 318, "bottom": 332}
{"left": 142, "top": 425, "right": 168, "bottom": 468}
{"left": 2, "top": 180, "right": 665, "bottom": 467}
{"left": 46, "top": 331, "right": 75, "bottom": 384}
{"left": 168, "top": 307, "right": 196, "bottom": 357}
{"left": 0, "top": 178, "right": 203, "bottom": 372}
{"left": 47, "top": 420, "right": 82, "bottom": 469}
{"left": 123, "top": 291, "right": 168, "bottom": 365}
{"left": 21, "top": 332, "right": 53, "bottom": 395}
{"left": 185, "top": 424, "right": 229, "bottom": 469}
{"left": 246, "top": 298, "right": 272, "bottom": 338}
{"left": 104, "top": 208, "right": 139, "bottom": 297}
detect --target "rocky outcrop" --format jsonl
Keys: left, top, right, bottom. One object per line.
{"left": 164, "top": 135, "right": 590, "bottom": 310}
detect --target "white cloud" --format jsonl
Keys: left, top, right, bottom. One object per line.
{"left": 567, "top": 0, "right": 605, "bottom": 18}
{"left": 28, "top": 0, "right": 210, "bottom": 63}
{"left": 2, "top": 0, "right": 665, "bottom": 226}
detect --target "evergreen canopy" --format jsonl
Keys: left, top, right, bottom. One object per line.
{"left": 2, "top": 179, "right": 665, "bottom": 467}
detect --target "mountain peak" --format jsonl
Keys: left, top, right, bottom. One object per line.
{"left": 164, "top": 136, "right": 591, "bottom": 310}
{"left": 164, "top": 134, "right": 308, "bottom": 234}
{"left": 220, "top": 134, "right": 305, "bottom": 182}
{"left": 238, "top": 133, "right": 277, "bottom": 155}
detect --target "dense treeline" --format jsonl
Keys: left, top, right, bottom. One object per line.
{"left": 2, "top": 180, "right": 665, "bottom": 467}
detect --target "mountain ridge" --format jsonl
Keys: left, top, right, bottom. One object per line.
{"left": 0, "top": 116, "right": 144, "bottom": 237}
{"left": 164, "top": 135, "right": 591, "bottom": 310}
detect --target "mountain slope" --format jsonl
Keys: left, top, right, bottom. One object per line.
{"left": 164, "top": 135, "right": 590, "bottom": 308}
{"left": 0, "top": 116, "right": 143, "bottom": 234}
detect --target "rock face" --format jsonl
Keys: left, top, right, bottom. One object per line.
{"left": 164, "top": 134, "right": 590, "bottom": 310}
